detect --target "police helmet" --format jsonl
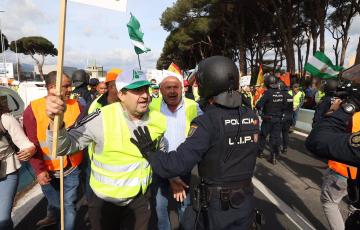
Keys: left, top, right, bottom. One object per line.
{"left": 195, "top": 56, "right": 239, "bottom": 99}
{"left": 264, "top": 75, "right": 278, "bottom": 89}
{"left": 322, "top": 78, "right": 339, "bottom": 93}
{"left": 278, "top": 80, "right": 287, "bottom": 91}
{"left": 72, "top": 69, "right": 89, "bottom": 88}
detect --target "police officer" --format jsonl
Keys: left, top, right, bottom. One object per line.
{"left": 72, "top": 69, "right": 93, "bottom": 106}
{"left": 312, "top": 78, "right": 339, "bottom": 126}
{"left": 279, "top": 80, "right": 293, "bottom": 154}
{"left": 306, "top": 94, "right": 360, "bottom": 166}
{"left": 256, "top": 75, "right": 284, "bottom": 164}
{"left": 130, "top": 56, "right": 259, "bottom": 229}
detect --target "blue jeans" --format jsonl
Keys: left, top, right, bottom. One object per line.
{"left": 41, "top": 167, "right": 80, "bottom": 230}
{"left": 0, "top": 171, "right": 19, "bottom": 230}
{"left": 152, "top": 176, "right": 190, "bottom": 230}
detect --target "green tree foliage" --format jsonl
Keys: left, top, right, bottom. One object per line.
{"left": 10, "top": 36, "right": 57, "bottom": 80}
{"left": 0, "top": 31, "right": 9, "bottom": 53}
{"left": 157, "top": 0, "right": 359, "bottom": 77}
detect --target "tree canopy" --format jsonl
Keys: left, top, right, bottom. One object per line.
{"left": 157, "top": 0, "right": 359, "bottom": 78}
{"left": 10, "top": 36, "right": 58, "bottom": 80}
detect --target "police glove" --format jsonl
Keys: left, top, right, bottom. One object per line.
{"left": 130, "top": 126, "right": 156, "bottom": 160}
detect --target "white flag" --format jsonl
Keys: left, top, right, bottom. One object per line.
{"left": 70, "top": 0, "right": 127, "bottom": 12}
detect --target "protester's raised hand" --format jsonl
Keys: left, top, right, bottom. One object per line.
{"left": 46, "top": 93, "right": 66, "bottom": 121}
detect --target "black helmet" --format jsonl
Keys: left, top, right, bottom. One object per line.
{"left": 89, "top": 78, "right": 100, "bottom": 86}
{"left": 322, "top": 78, "right": 339, "bottom": 93}
{"left": 264, "top": 75, "right": 278, "bottom": 89}
{"left": 195, "top": 56, "right": 241, "bottom": 108}
{"left": 72, "top": 69, "right": 89, "bottom": 88}
{"left": 196, "top": 56, "right": 239, "bottom": 99}
{"left": 278, "top": 80, "right": 287, "bottom": 91}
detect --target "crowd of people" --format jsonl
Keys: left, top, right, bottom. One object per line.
{"left": 0, "top": 55, "right": 358, "bottom": 230}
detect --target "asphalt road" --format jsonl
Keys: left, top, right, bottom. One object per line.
{"left": 15, "top": 132, "right": 350, "bottom": 230}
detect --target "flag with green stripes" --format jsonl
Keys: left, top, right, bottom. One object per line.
{"left": 304, "top": 51, "right": 344, "bottom": 79}
{"left": 127, "top": 13, "right": 151, "bottom": 55}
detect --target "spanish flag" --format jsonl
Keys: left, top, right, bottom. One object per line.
{"left": 256, "top": 64, "right": 264, "bottom": 86}
{"left": 168, "top": 62, "right": 182, "bottom": 75}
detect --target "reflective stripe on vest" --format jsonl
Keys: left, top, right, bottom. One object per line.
{"left": 90, "top": 102, "right": 166, "bottom": 200}
{"left": 149, "top": 97, "right": 198, "bottom": 135}
{"left": 328, "top": 112, "right": 360, "bottom": 179}
{"left": 31, "top": 97, "right": 83, "bottom": 171}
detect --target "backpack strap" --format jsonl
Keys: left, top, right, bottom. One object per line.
{"left": 0, "top": 114, "right": 19, "bottom": 153}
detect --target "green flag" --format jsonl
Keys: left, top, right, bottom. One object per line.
{"left": 127, "top": 13, "right": 151, "bottom": 55}
{"left": 304, "top": 51, "right": 344, "bottom": 79}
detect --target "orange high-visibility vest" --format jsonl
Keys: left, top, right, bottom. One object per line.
{"left": 31, "top": 97, "right": 83, "bottom": 171}
{"left": 328, "top": 112, "right": 360, "bottom": 179}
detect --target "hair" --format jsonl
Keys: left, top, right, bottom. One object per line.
{"left": 45, "top": 71, "right": 70, "bottom": 88}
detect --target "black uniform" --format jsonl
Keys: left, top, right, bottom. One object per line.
{"left": 147, "top": 104, "right": 259, "bottom": 229}
{"left": 256, "top": 88, "right": 284, "bottom": 157}
{"left": 312, "top": 95, "right": 332, "bottom": 126}
{"left": 281, "top": 89, "right": 293, "bottom": 152}
{"left": 306, "top": 108, "right": 360, "bottom": 167}
{"left": 72, "top": 85, "right": 93, "bottom": 106}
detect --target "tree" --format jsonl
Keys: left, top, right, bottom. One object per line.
{"left": 328, "top": 0, "right": 359, "bottom": 66}
{"left": 10, "top": 36, "right": 57, "bottom": 80}
{"left": 0, "top": 31, "right": 9, "bottom": 53}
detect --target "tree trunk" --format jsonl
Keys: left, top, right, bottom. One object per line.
{"left": 340, "top": 34, "right": 350, "bottom": 66}
{"left": 319, "top": 24, "right": 325, "bottom": 52}
{"left": 238, "top": 6, "right": 247, "bottom": 76}
{"left": 355, "top": 36, "right": 360, "bottom": 65}
{"left": 302, "top": 37, "right": 311, "bottom": 78}
{"left": 312, "top": 36, "right": 318, "bottom": 54}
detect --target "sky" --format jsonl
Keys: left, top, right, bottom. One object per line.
{"left": 0, "top": 0, "right": 175, "bottom": 71}
{"left": 0, "top": 0, "right": 359, "bottom": 72}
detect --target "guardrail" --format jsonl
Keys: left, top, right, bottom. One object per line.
{"left": 295, "top": 108, "right": 314, "bottom": 133}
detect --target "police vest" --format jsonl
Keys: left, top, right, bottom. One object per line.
{"left": 149, "top": 97, "right": 198, "bottom": 135}
{"left": 328, "top": 112, "right": 360, "bottom": 179}
{"left": 31, "top": 97, "right": 83, "bottom": 171}
{"left": 198, "top": 105, "right": 259, "bottom": 184}
{"left": 90, "top": 102, "right": 166, "bottom": 200}
{"left": 263, "top": 89, "right": 284, "bottom": 116}
{"left": 293, "top": 91, "right": 304, "bottom": 110}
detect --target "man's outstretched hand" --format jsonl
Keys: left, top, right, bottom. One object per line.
{"left": 130, "top": 126, "right": 157, "bottom": 160}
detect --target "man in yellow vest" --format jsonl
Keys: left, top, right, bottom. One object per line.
{"left": 289, "top": 83, "right": 304, "bottom": 126}
{"left": 45, "top": 69, "right": 166, "bottom": 230}
{"left": 319, "top": 98, "right": 359, "bottom": 230}
{"left": 149, "top": 73, "right": 202, "bottom": 229}
{"left": 23, "top": 71, "right": 83, "bottom": 230}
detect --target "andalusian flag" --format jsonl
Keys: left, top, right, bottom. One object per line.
{"left": 127, "top": 13, "right": 151, "bottom": 55}
{"left": 70, "top": 0, "right": 127, "bottom": 11}
{"left": 168, "top": 62, "right": 181, "bottom": 75}
{"left": 256, "top": 64, "right": 264, "bottom": 86}
{"left": 304, "top": 51, "right": 344, "bottom": 79}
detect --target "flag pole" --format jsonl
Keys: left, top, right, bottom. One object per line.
{"left": 137, "top": 54, "right": 142, "bottom": 70}
{"left": 52, "top": 1, "right": 67, "bottom": 230}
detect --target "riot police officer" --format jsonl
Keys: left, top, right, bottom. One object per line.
{"left": 130, "top": 56, "right": 259, "bottom": 229}
{"left": 72, "top": 69, "right": 92, "bottom": 106}
{"left": 279, "top": 81, "right": 293, "bottom": 154}
{"left": 256, "top": 75, "right": 284, "bottom": 164}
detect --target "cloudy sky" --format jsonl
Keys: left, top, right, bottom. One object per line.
{"left": 0, "top": 0, "right": 175, "bottom": 71}
{"left": 0, "top": 0, "right": 359, "bottom": 71}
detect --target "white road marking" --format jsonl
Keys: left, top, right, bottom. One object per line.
{"left": 253, "top": 177, "right": 316, "bottom": 230}
{"left": 12, "top": 184, "right": 43, "bottom": 227}
{"left": 293, "top": 130, "right": 309, "bottom": 138}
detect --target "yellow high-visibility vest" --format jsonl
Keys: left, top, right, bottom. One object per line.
{"left": 149, "top": 97, "right": 198, "bottom": 135}
{"left": 90, "top": 102, "right": 166, "bottom": 200}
